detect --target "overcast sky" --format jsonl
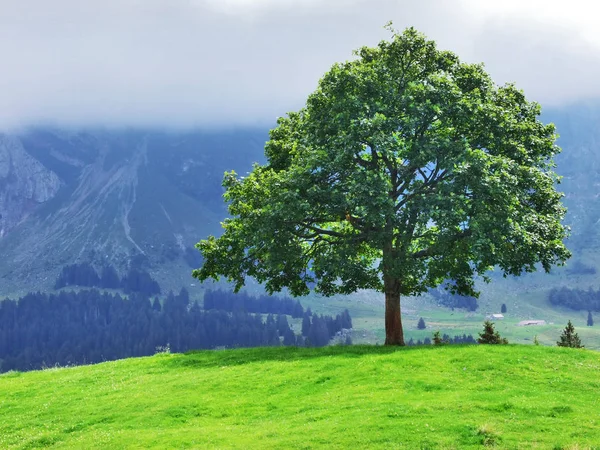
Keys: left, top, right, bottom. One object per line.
{"left": 1, "top": 0, "right": 599, "bottom": 131}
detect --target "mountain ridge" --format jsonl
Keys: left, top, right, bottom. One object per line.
{"left": 1, "top": 102, "right": 599, "bottom": 303}
{"left": 0, "top": 128, "right": 267, "bottom": 295}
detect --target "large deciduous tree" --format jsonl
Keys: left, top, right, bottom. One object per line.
{"left": 193, "top": 26, "right": 570, "bottom": 345}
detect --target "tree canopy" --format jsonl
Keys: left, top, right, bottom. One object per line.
{"left": 193, "top": 26, "right": 570, "bottom": 345}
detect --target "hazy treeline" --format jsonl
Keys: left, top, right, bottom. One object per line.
{"left": 54, "top": 263, "right": 161, "bottom": 296}
{"left": 301, "top": 309, "right": 353, "bottom": 347}
{"left": 204, "top": 289, "right": 304, "bottom": 317}
{"left": 0, "top": 289, "right": 352, "bottom": 373}
{"left": 549, "top": 286, "right": 600, "bottom": 311}
{"left": 428, "top": 287, "right": 479, "bottom": 311}
{"left": 407, "top": 334, "right": 477, "bottom": 346}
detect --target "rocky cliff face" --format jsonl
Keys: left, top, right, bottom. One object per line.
{"left": 0, "top": 135, "right": 61, "bottom": 238}
{"left": 0, "top": 128, "right": 267, "bottom": 295}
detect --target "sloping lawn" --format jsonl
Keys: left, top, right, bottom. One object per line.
{"left": 1, "top": 345, "right": 599, "bottom": 449}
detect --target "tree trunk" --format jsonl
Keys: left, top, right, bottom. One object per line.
{"left": 384, "top": 274, "right": 405, "bottom": 345}
{"left": 382, "top": 219, "right": 405, "bottom": 346}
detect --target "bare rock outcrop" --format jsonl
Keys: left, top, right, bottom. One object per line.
{"left": 0, "top": 135, "right": 61, "bottom": 237}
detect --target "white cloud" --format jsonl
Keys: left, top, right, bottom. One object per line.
{"left": 465, "top": 0, "right": 600, "bottom": 47}
{"left": 0, "top": 0, "right": 598, "bottom": 130}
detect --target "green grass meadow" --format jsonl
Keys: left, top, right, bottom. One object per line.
{"left": 2, "top": 345, "right": 600, "bottom": 449}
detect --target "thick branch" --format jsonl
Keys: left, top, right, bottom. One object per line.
{"left": 395, "top": 169, "right": 449, "bottom": 211}
{"left": 301, "top": 224, "right": 347, "bottom": 238}
{"left": 411, "top": 229, "right": 472, "bottom": 259}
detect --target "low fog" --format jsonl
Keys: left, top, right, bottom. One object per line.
{"left": 0, "top": 0, "right": 599, "bottom": 130}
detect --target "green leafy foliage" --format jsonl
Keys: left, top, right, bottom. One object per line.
{"left": 478, "top": 321, "right": 508, "bottom": 345}
{"left": 557, "top": 320, "right": 584, "bottom": 348}
{"left": 194, "top": 26, "right": 570, "bottom": 345}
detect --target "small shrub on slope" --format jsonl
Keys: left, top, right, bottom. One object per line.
{"left": 557, "top": 320, "right": 584, "bottom": 348}
{"left": 477, "top": 424, "right": 501, "bottom": 447}
{"left": 477, "top": 321, "right": 508, "bottom": 345}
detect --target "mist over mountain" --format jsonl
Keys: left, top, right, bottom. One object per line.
{"left": 546, "top": 103, "right": 600, "bottom": 257}
{"left": 0, "top": 101, "right": 599, "bottom": 297}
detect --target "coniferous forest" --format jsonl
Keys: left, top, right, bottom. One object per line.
{"left": 203, "top": 289, "right": 305, "bottom": 317}
{"left": 0, "top": 288, "right": 352, "bottom": 373}
{"left": 54, "top": 263, "right": 161, "bottom": 296}
{"left": 549, "top": 286, "right": 600, "bottom": 311}
{"left": 428, "top": 288, "right": 479, "bottom": 311}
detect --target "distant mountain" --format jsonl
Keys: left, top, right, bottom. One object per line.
{"left": 1, "top": 101, "right": 600, "bottom": 299}
{"left": 0, "top": 128, "right": 267, "bottom": 295}
{"left": 545, "top": 103, "right": 600, "bottom": 255}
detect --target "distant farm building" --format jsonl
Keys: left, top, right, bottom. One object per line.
{"left": 517, "top": 320, "right": 547, "bottom": 326}
{"left": 487, "top": 314, "right": 505, "bottom": 320}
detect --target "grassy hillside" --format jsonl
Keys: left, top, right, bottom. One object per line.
{"left": 1, "top": 345, "right": 599, "bottom": 449}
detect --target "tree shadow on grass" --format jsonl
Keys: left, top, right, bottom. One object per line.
{"left": 164, "top": 344, "right": 450, "bottom": 370}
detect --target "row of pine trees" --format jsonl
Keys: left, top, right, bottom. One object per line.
{"left": 54, "top": 263, "right": 161, "bottom": 296}
{"left": 0, "top": 288, "right": 352, "bottom": 373}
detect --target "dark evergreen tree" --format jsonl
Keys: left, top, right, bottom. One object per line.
{"left": 417, "top": 317, "right": 426, "bottom": 330}
{"left": 292, "top": 300, "right": 304, "bottom": 318}
{"left": 264, "top": 318, "right": 281, "bottom": 347}
{"left": 100, "top": 265, "right": 121, "bottom": 289}
{"left": 557, "top": 320, "right": 584, "bottom": 348}
{"left": 432, "top": 331, "right": 443, "bottom": 345}
{"left": 307, "top": 315, "right": 330, "bottom": 347}
{"left": 121, "top": 269, "right": 161, "bottom": 296}
{"left": 177, "top": 288, "right": 190, "bottom": 310}
{"left": 301, "top": 313, "right": 311, "bottom": 337}
{"left": 500, "top": 303, "right": 507, "bottom": 314}
{"left": 276, "top": 314, "right": 290, "bottom": 336}
{"left": 339, "top": 309, "right": 352, "bottom": 329}
{"left": 587, "top": 311, "right": 594, "bottom": 327}
{"left": 283, "top": 328, "right": 296, "bottom": 346}
{"left": 477, "top": 321, "right": 508, "bottom": 344}
{"left": 54, "top": 263, "right": 100, "bottom": 289}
